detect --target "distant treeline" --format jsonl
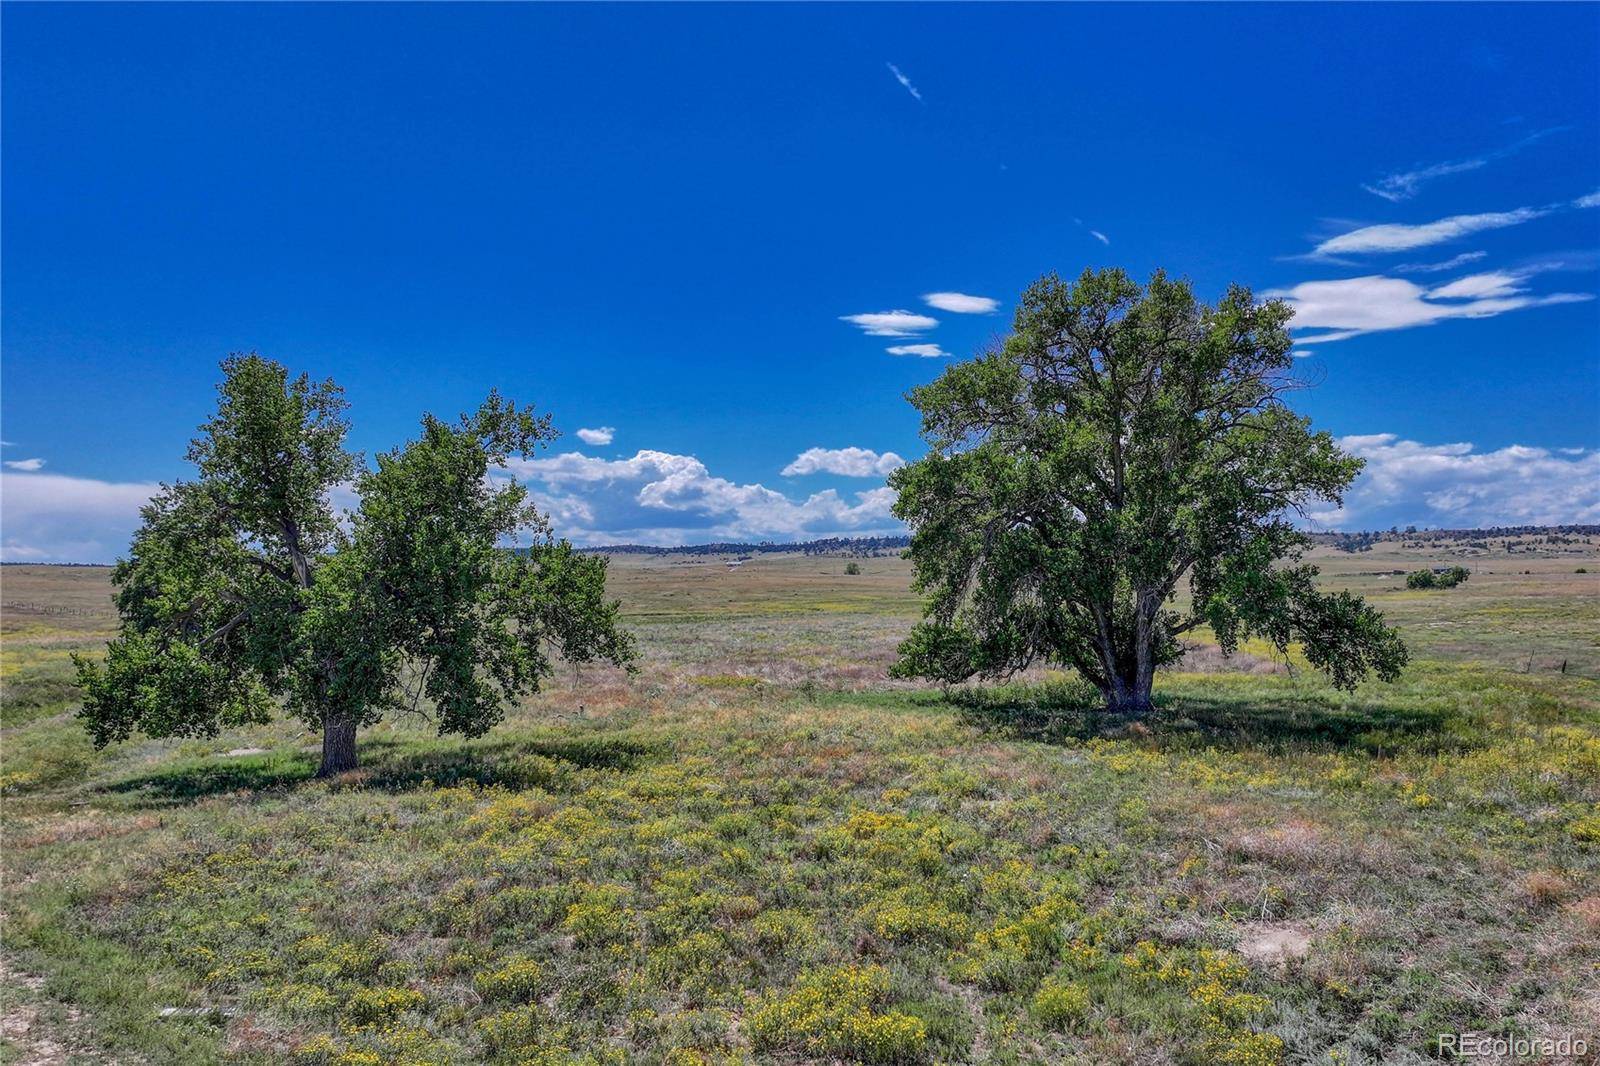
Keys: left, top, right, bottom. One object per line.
{"left": 580, "top": 526, "right": 1600, "bottom": 558}
{"left": 1310, "top": 524, "right": 1600, "bottom": 553}
{"left": 9, "top": 525, "right": 1598, "bottom": 566}
{"left": 580, "top": 535, "right": 913, "bottom": 558}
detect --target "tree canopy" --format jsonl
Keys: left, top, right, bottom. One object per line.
{"left": 890, "top": 268, "right": 1407, "bottom": 712}
{"left": 75, "top": 354, "right": 635, "bottom": 774}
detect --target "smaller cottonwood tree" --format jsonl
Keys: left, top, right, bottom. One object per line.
{"left": 890, "top": 268, "right": 1407, "bottom": 714}
{"left": 75, "top": 354, "right": 635, "bottom": 775}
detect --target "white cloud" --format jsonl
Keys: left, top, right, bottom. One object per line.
{"left": 1307, "top": 435, "right": 1600, "bottom": 528}
{"left": 1314, "top": 207, "right": 1548, "bottom": 256}
{"left": 1363, "top": 158, "right": 1487, "bottom": 203}
{"left": 886, "top": 62, "right": 922, "bottom": 102}
{"left": 0, "top": 471, "right": 160, "bottom": 563}
{"left": 575, "top": 426, "right": 615, "bottom": 446}
{"left": 1089, "top": 230, "right": 1110, "bottom": 246}
{"left": 840, "top": 310, "right": 938, "bottom": 337}
{"left": 782, "top": 447, "right": 906, "bottom": 478}
{"left": 1269, "top": 271, "right": 1593, "bottom": 342}
{"left": 1576, "top": 190, "right": 1600, "bottom": 209}
{"left": 923, "top": 292, "right": 999, "bottom": 314}
{"left": 1394, "top": 251, "right": 1488, "bottom": 274}
{"left": 1361, "top": 129, "right": 1563, "bottom": 203}
{"left": 4, "top": 458, "right": 46, "bottom": 472}
{"left": 886, "top": 343, "right": 949, "bottom": 358}
{"left": 502, "top": 449, "right": 901, "bottom": 545}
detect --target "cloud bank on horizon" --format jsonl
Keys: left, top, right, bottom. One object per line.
{"left": 4, "top": 435, "right": 1596, "bottom": 563}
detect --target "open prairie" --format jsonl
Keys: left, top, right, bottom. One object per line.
{"left": 3, "top": 536, "right": 1599, "bottom": 1065}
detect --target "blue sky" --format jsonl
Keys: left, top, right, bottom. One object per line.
{"left": 3, "top": 4, "right": 1597, "bottom": 561}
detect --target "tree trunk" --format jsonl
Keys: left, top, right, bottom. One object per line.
{"left": 1100, "top": 657, "right": 1156, "bottom": 717}
{"left": 1103, "top": 675, "right": 1154, "bottom": 717}
{"left": 1096, "top": 606, "right": 1158, "bottom": 717}
{"left": 317, "top": 716, "right": 359, "bottom": 777}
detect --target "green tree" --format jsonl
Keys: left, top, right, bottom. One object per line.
{"left": 890, "top": 269, "right": 1406, "bottom": 714}
{"left": 74, "top": 354, "right": 635, "bottom": 775}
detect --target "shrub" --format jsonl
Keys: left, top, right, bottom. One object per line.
{"left": 747, "top": 965, "right": 927, "bottom": 1062}
{"left": 845, "top": 562, "right": 862, "bottom": 575}
{"left": 1031, "top": 975, "right": 1090, "bottom": 1030}
{"left": 1406, "top": 567, "right": 1469, "bottom": 590}
{"left": 474, "top": 955, "right": 545, "bottom": 1002}
{"left": 342, "top": 986, "right": 424, "bottom": 1026}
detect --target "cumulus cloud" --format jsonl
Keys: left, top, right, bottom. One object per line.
{"left": 840, "top": 310, "right": 938, "bottom": 337}
{"left": 1307, "top": 435, "right": 1600, "bottom": 529}
{"left": 1314, "top": 207, "right": 1549, "bottom": 256}
{"left": 4, "top": 458, "right": 46, "bottom": 472}
{"left": 575, "top": 426, "right": 615, "bottom": 446}
{"left": 1269, "top": 271, "right": 1593, "bottom": 343}
{"left": 886, "top": 62, "right": 922, "bottom": 102}
{"left": 782, "top": 447, "right": 906, "bottom": 478}
{"left": 885, "top": 343, "right": 949, "bottom": 358}
{"left": 923, "top": 292, "right": 999, "bottom": 314}
{"left": 502, "top": 450, "right": 901, "bottom": 546}
{"left": 0, "top": 471, "right": 160, "bottom": 563}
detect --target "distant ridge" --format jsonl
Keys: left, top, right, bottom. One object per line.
{"left": 581, "top": 526, "right": 1600, "bottom": 557}
{"left": 579, "top": 535, "right": 911, "bottom": 557}
{"left": 1308, "top": 524, "right": 1599, "bottom": 553}
{"left": 8, "top": 526, "right": 1596, "bottom": 566}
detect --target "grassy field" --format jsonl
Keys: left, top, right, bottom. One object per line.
{"left": 3, "top": 537, "right": 1599, "bottom": 1064}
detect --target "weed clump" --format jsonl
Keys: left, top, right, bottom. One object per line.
{"left": 747, "top": 964, "right": 926, "bottom": 1062}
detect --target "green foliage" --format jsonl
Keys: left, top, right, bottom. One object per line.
{"left": 845, "top": 561, "right": 863, "bottom": 575}
{"left": 1406, "top": 567, "right": 1469, "bottom": 590}
{"left": 891, "top": 268, "right": 1406, "bottom": 710}
{"left": 74, "top": 354, "right": 635, "bottom": 771}
{"left": 747, "top": 964, "right": 927, "bottom": 1062}
{"left": 1031, "top": 974, "right": 1090, "bottom": 1030}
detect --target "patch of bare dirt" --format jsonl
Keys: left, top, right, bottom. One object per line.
{"left": 1236, "top": 922, "right": 1313, "bottom": 967}
{"left": 1, "top": 956, "right": 80, "bottom": 1066}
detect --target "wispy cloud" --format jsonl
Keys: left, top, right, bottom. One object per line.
{"left": 886, "top": 63, "right": 923, "bottom": 103}
{"left": 4, "top": 458, "right": 46, "bottom": 472}
{"left": 1269, "top": 270, "right": 1593, "bottom": 343}
{"left": 1312, "top": 190, "right": 1599, "bottom": 258}
{"left": 1306, "top": 435, "right": 1599, "bottom": 528}
{"left": 782, "top": 447, "right": 906, "bottom": 478}
{"left": 1314, "top": 207, "right": 1549, "bottom": 257}
{"left": 1361, "top": 127, "right": 1564, "bottom": 203}
{"left": 885, "top": 343, "right": 949, "bottom": 358}
{"left": 922, "top": 292, "right": 998, "bottom": 314}
{"left": 575, "top": 426, "right": 615, "bottom": 446}
{"left": 840, "top": 310, "right": 938, "bottom": 337}
{"left": 1393, "top": 251, "right": 1488, "bottom": 274}
{"left": 1071, "top": 218, "right": 1111, "bottom": 246}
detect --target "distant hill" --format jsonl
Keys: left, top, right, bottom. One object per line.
{"left": 579, "top": 535, "right": 912, "bottom": 558}
{"left": 578, "top": 526, "right": 1600, "bottom": 558}
{"left": 1308, "top": 524, "right": 1600, "bottom": 553}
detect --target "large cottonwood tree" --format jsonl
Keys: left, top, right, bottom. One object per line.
{"left": 890, "top": 268, "right": 1406, "bottom": 713}
{"left": 75, "top": 354, "right": 634, "bottom": 775}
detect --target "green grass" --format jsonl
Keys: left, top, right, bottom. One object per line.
{"left": 3, "top": 545, "right": 1599, "bottom": 1064}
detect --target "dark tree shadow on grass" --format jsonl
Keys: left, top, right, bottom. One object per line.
{"left": 949, "top": 681, "right": 1482, "bottom": 756}
{"left": 98, "top": 733, "right": 661, "bottom": 808}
